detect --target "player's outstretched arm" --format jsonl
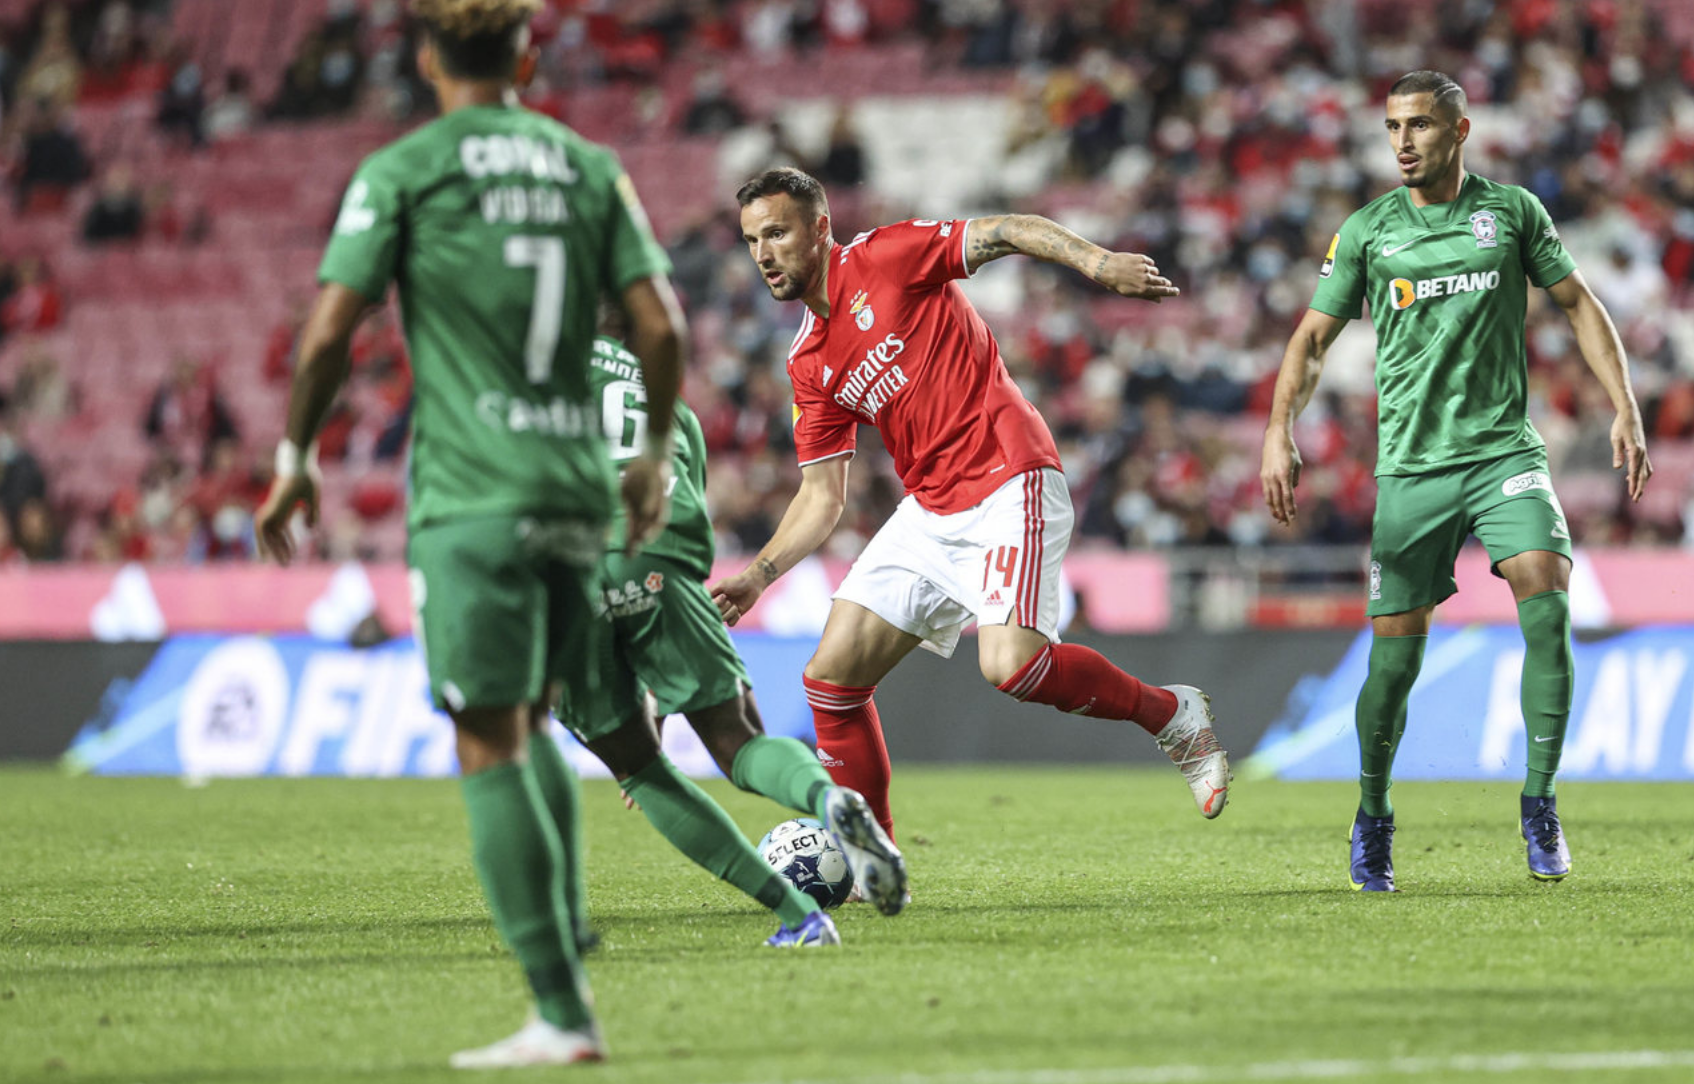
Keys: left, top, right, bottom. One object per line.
{"left": 619, "top": 274, "right": 688, "bottom": 552}
{"left": 1260, "top": 307, "right": 1349, "bottom": 526}
{"left": 1545, "top": 270, "right": 1653, "bottom": 502}
{"left": 964, "top": 214, "right": 1179, "bottom": 301}
{"left": 710, "top": 456, "right": 849, "bottom": 626}
{"left": 254, "top": 282, "right": 370, "bottom": 565}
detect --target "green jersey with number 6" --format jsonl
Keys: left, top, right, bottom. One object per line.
{"left": 1308, "top": 174, "right": 1576, "bottom": 477}
{"left": 589, "top": 336, "right": 712, "bottom": 578}
{"left": 318, "top": 104, "right": 671, "bottom": 529}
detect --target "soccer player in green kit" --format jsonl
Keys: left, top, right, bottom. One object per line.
{"left": 256, "top": 0, "right": 683, "bottom": 1067}
{"left": 1260, "top": 71, "right": 1653, "bottom": 892}
{"left": 557, "top": 330, "right": 906, "bottom": 945}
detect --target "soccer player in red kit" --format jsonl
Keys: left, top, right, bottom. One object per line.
{"left": 712, "top": 168, "right": 1233, "bottom": 857}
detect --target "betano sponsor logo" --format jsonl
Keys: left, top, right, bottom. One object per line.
{"left": 1388, "top": 269, "right": 1501, "bottom": 310}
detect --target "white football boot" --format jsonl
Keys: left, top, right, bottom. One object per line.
{"left": 1155, "top": 685, "right": 1232, "bottom": 818}
{"left": 823, "top": 787, "right": 909, "bottom": 916}
{"left": 449, "top": 1016, "right": 605, "bottom": 1069}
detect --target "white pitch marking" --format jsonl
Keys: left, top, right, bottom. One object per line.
{"left": 715, "top": 1049, "right": 1694, "bottom": 1084}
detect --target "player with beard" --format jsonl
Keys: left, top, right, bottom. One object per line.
{"left": 1260, "top": 70, "right": 1652, "bottom": 891}
{"left": 712, "top": 168, "right": 1234, "bottom": 864}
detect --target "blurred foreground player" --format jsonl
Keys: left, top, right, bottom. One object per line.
{"left": 257, "top": 0, "right": 682, "bottom": 1066}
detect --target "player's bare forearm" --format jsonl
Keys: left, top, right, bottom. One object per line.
{"left": 1550, "top": 272, "right": 1641, "bottom": 419}
{"left": 284, "top": 284, "right": 368, "bottom": 447}
{"left": 1266, "top": 309, "right": 1344, "bottom": 434}
{"left": 712, "top": 458, "right": 848, "bottom": 623}
{"left": 622, "top": 275, "right": 686, "bottom": 453}
{"left": 966, "top": 215, "right": 1101, "bottom": 273}
{"left": 750, "top": 461, "right": 848, "bottom": 582}
{"left": 1547, "top": 271, "right": 1652, "bottom": 498}
{"left": 966, "top": 215, "right": 1179, "bottom": 300}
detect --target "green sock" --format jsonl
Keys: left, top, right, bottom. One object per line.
{"left": 730, "top": 735, "right": 835, "bottom": 821}
{"left": 459, "top": 761, "right": 593, "bottom": 1031}
{"left": 1355, "top": 634, "right": 1426, "bottom": 818}
{"left": 527, "top": 731, "right": 591, "bottom": 949}
{"left": 1518, "top": 590, "right": 1574, "bottom": 799}
{"left": 624, "top": 756, "right": 818, "bottom": 928}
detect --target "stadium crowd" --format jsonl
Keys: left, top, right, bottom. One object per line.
{"left": 0, "top": 0, "right": 1691, "bottom": 568}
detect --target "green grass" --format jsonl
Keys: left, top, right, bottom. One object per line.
{"left": 3, "top": 765, "right": 1692, "bottom": 1084}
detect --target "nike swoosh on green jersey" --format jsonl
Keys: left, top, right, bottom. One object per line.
{"left": 1381, "top": 240, "right": 1417, "bottom": 256}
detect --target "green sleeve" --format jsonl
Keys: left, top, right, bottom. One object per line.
{"left": 606, "top": 158, "right": 672, "bottom": 293}
{"left": 318, "top": 157, "right": 404, "bottom": 302}
{"left": 1308, "top": 212, "right": 1367, "bottom": 319}
{"left": 1519, "top": 189, "right": 1577, "bottom": 290}
{"left": 679, "top": 403, "right": 707, "bottom": 496}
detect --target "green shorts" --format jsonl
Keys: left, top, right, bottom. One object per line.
{"left": 408, "top": 515, "right": 607, "bottom": 713}
{"left": 555, "top": 552, "right": 752, "bottom": 743}
{"left": 1368, "top": 448, "right": 1572, "bottom": 617}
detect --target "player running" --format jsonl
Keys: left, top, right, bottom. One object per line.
{"left": 712, "top": 167, "right": 1233, "bottom": 848}
{"left": 256, "top": 0, "right": 680, "bottom": 1067}
{"left": 553, "top": 331, "right": 907, "bottom": 939}
{"left": 1260, "top": 70, "right": 1653, "bottom": 892}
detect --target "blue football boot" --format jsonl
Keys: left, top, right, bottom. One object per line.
{"left": 766, "top": 910, "right": 841, "bottom": 948}
{"left": 1521, "top": 795, "right": 1571, "bottom": 881}
{"left": 1349, "top": 808, "right": 1396, "bottom": 892}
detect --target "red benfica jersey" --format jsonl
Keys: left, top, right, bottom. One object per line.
{"left": 787, "top": 219, "right": 1061, "bottom": 514}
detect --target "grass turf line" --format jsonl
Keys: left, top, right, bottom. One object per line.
{"left": 2, "top": 765, "right": 1692, "bottom": 1084}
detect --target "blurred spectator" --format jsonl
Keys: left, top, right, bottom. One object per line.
{"left": 81, "top": 162, "right": 145, "bottom": 244}
{"left": 15, "top": 2, "right": 79, "bottom": 111}
{"left": 0, "top": 256, "right": 64, "bottom": 335}
{"left": 202, "top": 68, "right": 255, "bottom": 144}
{"left": 8, "top": 343, "right": 75, "bottom": 421}
{"left": 0, "top": 511, "right": 20, "bottom": 565}
{"left": 0, "top": 417, "right": 48, "bottom": 534}
{"left": 182, "top": 436, "right": 261, "bottom": 561}
{"left": 12, "top": 97, "right": 91, "bottom": 212}
{"left": 90, "top": 487, "right": 150, "bottom": 562}
{"left": 15, "top": 495, "right": 62, "bottom": 561}
{"left": 680, "top": 68, "right": 747, "bottom": 135}
{"left": 143, "top": 357, "right": 239, "bottom": 470}
{"left": 154, "top": 47, "right": 205, "bottom": 147}
{"left": 814, "top": 106, "right": 866, "bottom": 189}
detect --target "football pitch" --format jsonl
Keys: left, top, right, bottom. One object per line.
{"left": 3, "top": 765, "right": 1691, "bottom": 1084}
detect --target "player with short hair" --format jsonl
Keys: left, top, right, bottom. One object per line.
{"left": 1260, "top": 70, "right": 1653, "bottom": 891}
{"left": 711, "top": 167, "right": 1233, "bottom": 851}
{"left": 557, "top": 331, "right": 907, "bottom": 942}
{"left": 256, "top": 0, "right": 682, "bottom": 1066}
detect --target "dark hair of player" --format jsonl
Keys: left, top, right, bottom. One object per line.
{"left": 411, "top": 0, "right": 539, "bottom": 80}
{"left": 735, "top": 167, "right": 829, "bottom": 221}
{"left": 1388, "top": 70, "right": 1468, "bottom": 121}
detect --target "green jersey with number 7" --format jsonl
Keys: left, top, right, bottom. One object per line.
{"left": 318, "top": 104, "right": 672, "bottom": 530}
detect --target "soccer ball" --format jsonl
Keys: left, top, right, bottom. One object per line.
{"left": 757, "top": 817, "right": 854, "bottom": 909}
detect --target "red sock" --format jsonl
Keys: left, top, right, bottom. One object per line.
{"left": 997, "top": 642, "right": 1177, "bottom": 735}
{"left": 803, "top": 675, "right": 895, "bottom": 840}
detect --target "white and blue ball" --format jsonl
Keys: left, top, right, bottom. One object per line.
{"left": 757, "top": 817, "right": 854, "bottom": 909}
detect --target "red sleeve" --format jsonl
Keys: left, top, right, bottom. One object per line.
{"left": 845, "top": 219, "right": 971, "bottom": 291}
{"left": 791, "top": 373, "right": 857, "bottom": 466}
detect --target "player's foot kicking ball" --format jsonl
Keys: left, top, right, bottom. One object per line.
{"left": 767, "top": 910, "right": 841, "bottom": 947}
{"left": 450, "top": 1017, "right": 605, "bottom": 1069}
{"left": 1521, "top": 795, "right": 1571, "bottom": 881}
{"left": 1155, "top": 685, "right": 1232, "bottom": 818}
{"left": 1349, "top": 808, "right": 1396, "bottom": 892}
{"left": 824, "top": 787, "right": 910, "bottom": 916}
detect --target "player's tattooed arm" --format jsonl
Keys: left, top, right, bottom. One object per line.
{"left": 964, "top": 215, "right": 1179, "bottom": 301}
{"left": 754, "top": 557, "right": 780, "bottom": 585}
